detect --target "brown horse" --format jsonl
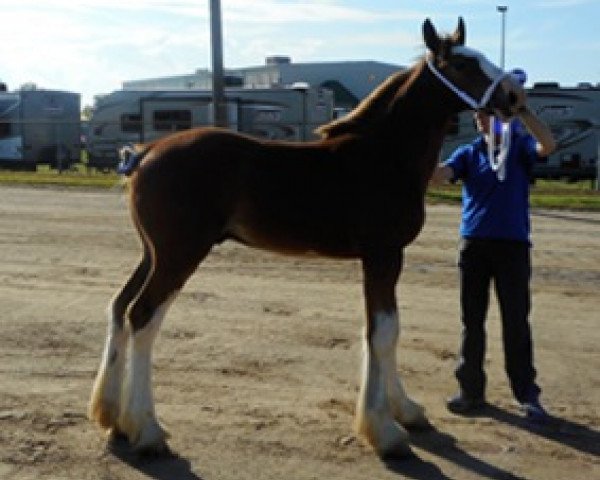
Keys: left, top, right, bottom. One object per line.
{"left": 89, "top": 18, "right": 525, "bottom": 458}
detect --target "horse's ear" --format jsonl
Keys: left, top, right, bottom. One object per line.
{"left": 423, "top": 18, "right": 441, "bottom": 55}
{"left": 452, "top": 17, "right": 466, "bottom": 45}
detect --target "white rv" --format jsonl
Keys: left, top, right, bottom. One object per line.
{"left": 87, "top": 86, "right": 334, "bottom": 170}
{"left": 441, "top": 83, "right": 600, "bottom": 180}
{"left": 0, "top": 89, "right": 81, "bottom": 171}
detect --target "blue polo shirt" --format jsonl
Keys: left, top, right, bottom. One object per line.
{"left": 443, "top": 129, "right": 539, "bottom": 243}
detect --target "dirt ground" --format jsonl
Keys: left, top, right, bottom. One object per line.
{"left": 0, "top": 185, "right": 598, "bottom": 480}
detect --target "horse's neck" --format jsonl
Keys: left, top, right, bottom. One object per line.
{"left": 320, "top": 61, "right": 458, "bottom": 186}
{"left": 382, "top": 72, "right": 453, "bottom": 184}
{"left": 395, "top": 63, "right": 455, "bottom": 131}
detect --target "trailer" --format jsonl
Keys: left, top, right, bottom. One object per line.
{"left": 87, "top": 85, "right": 334, "bottom": 170}
{"left": 0, "top": 89, "right": 81, "bottom": 171}
{"left": 441, "top": 83, "right": 600, "bottom": 180}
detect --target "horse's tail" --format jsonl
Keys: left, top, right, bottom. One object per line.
{"left": 117, "top": 143, "right": 153, "bottom": 176}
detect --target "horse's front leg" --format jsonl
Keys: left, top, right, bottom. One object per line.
{"left": 356, "top": 249, "right": 427, "bottom": 458}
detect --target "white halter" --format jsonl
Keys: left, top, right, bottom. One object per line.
{"left": 426, "top": 53, "right": 512, "bottom": 181}
{"left": 426, "top": 58, "right": 509, "bottom": 110}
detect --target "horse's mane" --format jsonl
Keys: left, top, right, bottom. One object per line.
{"left": 316, "top": 60, "right": 425, "bottom": 139}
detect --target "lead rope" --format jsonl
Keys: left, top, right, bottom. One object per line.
{"left": 487, "top": 118, "right": 511, "bottom": 182}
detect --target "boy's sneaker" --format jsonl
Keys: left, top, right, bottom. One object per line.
{"left": 520, "top": 399, "right": 550, "bottom": 423}
{"left": 446, "top": 391, "right": 485, "bottom": 414}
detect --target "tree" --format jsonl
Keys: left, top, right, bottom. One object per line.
{"left": 81, "top": 105, "right": 94, "bottom": 121}
{"left": 19, "top": 82, "right": 38, "bottom": 91}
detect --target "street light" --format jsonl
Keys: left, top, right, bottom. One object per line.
{"left": 210, "top": 0, "right": 227, "bottom": 128}
{"left": 497, "top": 6, "right": 508, "bottom": 70}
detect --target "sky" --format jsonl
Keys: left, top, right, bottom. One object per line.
{"left": 1, "top": 0, "right": 599, "bottom": 108}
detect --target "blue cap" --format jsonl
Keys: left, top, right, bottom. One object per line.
{"left": 511, "top": 68, "right": 527, "bottom": 86}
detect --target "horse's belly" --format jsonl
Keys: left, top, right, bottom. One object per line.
{"left": 225, "top": 217, "right": 360, "bottom": 259}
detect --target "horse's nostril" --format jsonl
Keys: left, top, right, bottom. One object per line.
{"left": 508, "top": 91, "right": 518, "bottom": 105}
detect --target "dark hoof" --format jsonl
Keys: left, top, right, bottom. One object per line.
{"left": 106, "top": 428, "right": 130, "bottom": 454}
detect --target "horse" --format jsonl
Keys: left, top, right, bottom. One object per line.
{"left": 89, "top": 17, "right": 525, "bottom": 459}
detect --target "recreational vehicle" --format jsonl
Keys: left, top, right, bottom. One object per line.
{"left": 0, "top": 89, "right": 81, "bottom": 170}
{"left": 441, "top": 83, "right": 600, "bottom": 180}
{"left": 87, "top": 86, "right": 334, "bottom": 170}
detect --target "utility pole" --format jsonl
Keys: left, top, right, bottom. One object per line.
{"left": 497, "top": 5, "right": 508, "bottom": 70}
{"left": 210, "top": 0, "right": 227, "bottom": 127}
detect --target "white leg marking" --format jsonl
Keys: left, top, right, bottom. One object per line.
{"left": 119, "top": 293, "right": 177, "bottom": 451}
{"left": 356, "top": 311, "right": 410, "bottom": 456}
{"left": 89, "top": 303, "right": 129, "bottom": 430}
{"left": 381, "top": 313, "right": 427, "bottom": 428}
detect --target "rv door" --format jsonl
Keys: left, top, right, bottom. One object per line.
{"left": 0, "top": 95, "right": 23, "bottom": 161}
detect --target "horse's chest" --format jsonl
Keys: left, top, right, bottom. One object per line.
{"left": 356, "top": 181, "right": 425, "bottom": 247}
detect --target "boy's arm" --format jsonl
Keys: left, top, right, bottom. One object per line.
{"left": 517, "top": 107, "right": 557, "bottom": 157}
{"left": 430, "top": 164, "right": 454, "bottom": 186}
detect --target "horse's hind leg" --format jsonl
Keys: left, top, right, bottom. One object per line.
{"left": 356, "top": 249, "right": 427, "bottom": 458}
{"left": 118, "top": 246, "right": 209, "bottom": 453}
{"left": 89, "top": 246, "right": 152, "bottom": 437}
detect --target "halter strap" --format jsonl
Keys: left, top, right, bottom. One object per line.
{"left": 426, "top": 59, "right": 508, "bottom": 110}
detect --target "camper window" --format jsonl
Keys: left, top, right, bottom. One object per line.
{"left": 153, "top": 109, "right": 192, "bottom": 132}
{"left": 121, "top": 113, "right": 142, "bottom": 133}
{"left": 447, "top": 114, "right": 460, "bottom": 136}
{"left": 0, "top": 120, "right": 9, "bottom": 138}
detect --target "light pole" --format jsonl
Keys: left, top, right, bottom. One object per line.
{"left": 497, "top": 5, "right": 508, "bottom": 70}
{"left": 210, "top": 0, "right": 227, "bottom": 128}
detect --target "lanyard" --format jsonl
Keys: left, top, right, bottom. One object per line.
{"left": 487, "top": 119, "right": 511, "bottom": 182}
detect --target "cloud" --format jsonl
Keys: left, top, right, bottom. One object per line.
{"left": 0, "top": 2, "right": 211, "bottom": 103}
{"left": 0, "top": 1, "right": 492, "bottom": 105}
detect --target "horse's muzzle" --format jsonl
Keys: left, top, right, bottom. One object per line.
{"left": 488, "top": 76, "right": 526, "bottom": 120}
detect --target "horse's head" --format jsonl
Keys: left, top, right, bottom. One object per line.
{"left": 423, "top": 17, "right": 525, "bottom": 119}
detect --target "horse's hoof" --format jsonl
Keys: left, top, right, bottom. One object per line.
{"left": 89, "top": 400, "right": 120, "bottom": 431}
{"left": 107, "top": 427, "right": 129, "bottom": 443}
{"left": 357, "top": 416, "right": 411, "bottom": 460}
{"left": 105, "top": 427, "right": 129, "bottom": 453}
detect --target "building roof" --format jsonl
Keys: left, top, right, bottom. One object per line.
{"left": 122, "top": 58, "right": 404, "bottom": 107}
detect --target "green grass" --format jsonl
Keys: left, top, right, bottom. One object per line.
{"left": 428, "top": 179, "right": 600, "bottom": 211}
{"left": 0, "top": 165, "right": 598, "bottom": 211}
{"left": 0, "top": 164, "right": 121, "bottom": 189}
